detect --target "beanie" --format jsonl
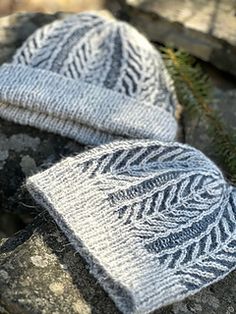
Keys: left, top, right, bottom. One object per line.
{"left": 0, "top": 12, "right": 178, "bottom": 146}
{"left": 26, "top": 139, "right": 236, "bottom": 313}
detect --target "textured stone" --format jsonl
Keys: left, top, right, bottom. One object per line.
{"left": 20, "top": 155, "right": 38, "bottom": 177}
{"left": 0, "top": 12, "right": 61, "bottom": 64}
{"left": 0, "top": 215, "right": 118, "bottom": 314}
{"left": 184, "top": 88, "right": 236, "bottom": 162}
{"left": 0, "top": 0, "right": 105, "bottom": 16}
{"left": 120, "top": 0, "right": 236, "bottom": 77}
{"left": 0, "top": 118, "right": 84, "bottom": 231}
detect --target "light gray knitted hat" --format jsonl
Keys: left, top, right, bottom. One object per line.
{"left": 27, "top": 139, "right": 236, "bottom": 314}
{"left": 0, "top": 12, "right": 178, "bottom": 145}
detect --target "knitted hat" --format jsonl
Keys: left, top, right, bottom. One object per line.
{"left": 0, "top": 12, "right": 178, "bottom": 146}
{"left": 27, "top": 139, "right": 236, "bottom": 314}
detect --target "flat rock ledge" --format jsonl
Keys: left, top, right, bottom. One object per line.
{"left": 119, "top": 0, "right": 236, "bottom": 77}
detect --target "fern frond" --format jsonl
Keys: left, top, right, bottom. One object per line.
{"left": 162, "top": 47, "right": 236, "bottom": 183}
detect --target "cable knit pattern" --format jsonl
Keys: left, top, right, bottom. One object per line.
{"left": 0, "top": 12, "right": 178, "bottom": 145}
{"left": 27, "top": 140, "right": 236, "bottom": 314}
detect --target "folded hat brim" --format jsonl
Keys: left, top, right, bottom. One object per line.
{"left": 0, "top": 64, "right": 177, "bottom": 145}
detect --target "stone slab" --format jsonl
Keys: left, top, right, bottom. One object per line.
{"left": 121, "top": 0, "right": 236, "bottom": 77}
{"left": 0, "top": 215, "right": 119, "bottom": 314}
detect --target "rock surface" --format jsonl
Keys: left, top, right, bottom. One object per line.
{"left": 0, "top": 0, "right": 105, "bottom": 16}
{"left": 0, "top": 12, "right": 61, "bottom": 64}
{"left": 184, "top": 88, "right": 236, "bottom": 163}
{"left": 0, "top": 215, "right": 118, "bottom": 314}
{"left": 119, "top": 0, "right": 236, "bottom": 77}
{"left": 0, "top": 11, "right": 236, "bottom": 314}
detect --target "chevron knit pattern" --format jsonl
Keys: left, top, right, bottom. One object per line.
{"left": 27, "top": 140, "right": 236, "bottom": 314}
{"left": 0, "top": 12, "right": 178, "bottom": 145}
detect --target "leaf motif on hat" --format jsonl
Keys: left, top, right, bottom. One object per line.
{"left": 95, "top": 142, "right": 236, "bottom": 284}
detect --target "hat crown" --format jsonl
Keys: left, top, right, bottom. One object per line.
{"left": 13, "top": 12, "right": 177, "bottom": 114}
{"left": 85, "top": 141, "right": 233, "bottom": 260}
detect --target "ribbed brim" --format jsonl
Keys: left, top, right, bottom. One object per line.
{"left": 0, "top": 64, "right": 177, "bottom": 145}
{"left": 26, "top": 140, "right": 236, "bottom": 314}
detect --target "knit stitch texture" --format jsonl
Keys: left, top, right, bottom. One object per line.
{"left": 27, "top": 139, "right": 236, "bottom": 314}
{"left": 0, "top": 12, "right": 178, "bottom": 145}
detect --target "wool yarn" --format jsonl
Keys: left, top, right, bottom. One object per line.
{"left": 0, "top": 12, "right": 178, "bottom": 145}
{"left": 27, "top": 139, "right": 236, "bottom": 314}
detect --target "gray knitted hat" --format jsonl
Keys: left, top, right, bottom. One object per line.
{"left": 0, "top": 12, "right": 177, "bottom": 145}
{"left": 27, "top": 139, "right": 236, "bottom": 314}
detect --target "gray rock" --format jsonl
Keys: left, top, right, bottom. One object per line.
{"left": 119, "top": 0, "right": 236, "bottom": 77}
{"left": 0, "top": 214, "right": 119, "bottom": 314}
{"left": 0, "top": 12, "right": 60, "bottom": 64}
{"left": 20, "top": 155, "right": 38, "bottom": 176}
{"left": 0, "top": 303, "right": 10, "bottom": 314}
{"left": 184, "top": 88, "right": 236, "bottom": 163}
{"left": 0, "top": 118, "right": 84, "bottom": 231}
